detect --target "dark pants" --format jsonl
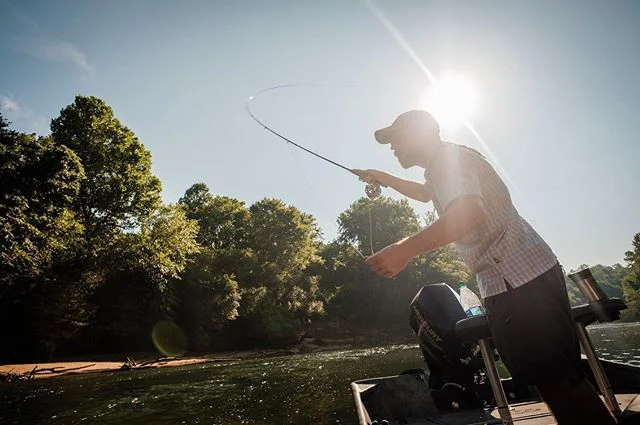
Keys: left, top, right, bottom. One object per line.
{"left": 485, "top": 263, "right": 615, "bottom": 425}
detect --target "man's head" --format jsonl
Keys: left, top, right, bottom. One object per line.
{"left": 375, "top": 110, "right": 442, "bottom": 169}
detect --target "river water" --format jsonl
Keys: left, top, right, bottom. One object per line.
{"left": 1, "top": 323, "right": 639, "bottom": 425}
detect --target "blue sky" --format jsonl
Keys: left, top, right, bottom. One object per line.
{"left": 1, "top": 0, "right": 639, "bottom": 270}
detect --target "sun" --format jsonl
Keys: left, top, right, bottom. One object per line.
{"left": 420, "top": 74, "right": 479, "bottom": 127}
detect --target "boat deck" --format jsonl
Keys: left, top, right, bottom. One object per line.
{"left": 425, "top": 393, "right": 637, "bottom": 425}
{"left": 352, "top": 380, "right": 640, "bottom": 425}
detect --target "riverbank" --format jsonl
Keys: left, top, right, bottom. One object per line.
{"left": 0, "top": 337, "right": 366, "bottom": 381}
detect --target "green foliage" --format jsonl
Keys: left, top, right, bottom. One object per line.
{"left": 178, "top": 186, "right": 325, "bottom": 350}
{"left": 338, "top": 196, "right": 421, "bottom": 253}
{"left": 129, "top": 204, "right": 201, "bottom": 284}
{"left": 323, "top": 199, "right": 471, "bottom": 337}
{"left": 179, "top": 249, "right": 242, "bottom": 350}
{"left": 247, "top": 198, "right": 322, "bottom": 284}
{"left": 234, "top": 288, "right": 305, "bottom": 347}
{"left": 51, "top": 95, "right": 161, "bottom": 239}
{"left": 0, "top": 114, "right": 88, "bottom": 360}
{"left": 35, "top": 96, "right": 173, "bottom": 357}
{"left": 88, "top": 204, "right": 200, "bottom": 351}
{"left": 233, "top": 198, "right": 324, "bottom": 346}
{"left": 622, "top": 233, "right": 640, "bottom": 321}
{"left": 180, "top": 183, "right": 250, "bottom": 250}
{"left": 0, "top": 114, "right": 84, "bottom": 285}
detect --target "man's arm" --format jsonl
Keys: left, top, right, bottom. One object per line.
{"left": 352, "top": 169, "right": 432, "bottom": 202}
{"left": 402, "top": 194, "right": 487, "bottom": 256}
{"left": 365, "top": 194, "right": 487, "bottom": 277}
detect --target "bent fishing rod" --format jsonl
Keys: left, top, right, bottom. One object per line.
{"left": 245, "top": 86, "right": 382, "bottom": 257}
{"left": 245, "top": 86, "right": 382, "bottom": 200}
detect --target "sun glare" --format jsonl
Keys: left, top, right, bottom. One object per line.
{"left": 420, "top": 75, "right": 479, "bottom": 127}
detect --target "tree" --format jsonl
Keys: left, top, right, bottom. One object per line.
{"left": 88, "top": 204, "right": 200, "bottom": 352}
{"left": 0, "top": 114, "right": 84, "bottom": 286}
{"left": 324, "top": 199, "right": 471, "bottom": 337}
{"left": 234, "top": 198, "right": 324, "bottom": 347}
{"left": 177, "top": 184, "right": 249, "bottom": 350}
{"left": 0, "top": 114, "right": 86, "bottom": 361}
{"left": 36, "top": 96, "right": 171, "bottom": 356}
{"left": 622, "top": 233, "right": 640, "bottom": 321}
{"left": 51, "top": 95, "right": 161, "bottom": 243}
{"left": 246, "top": 198, "right": 322, "bottom": 286}
{"left": 179, "top": 183, "right": 250, "bottom": 250}
{"left": 338, "top": 196, "right": 421, "bottom": 255}
{"left": 179, "top": 250, "right": 241, "bottom": 350}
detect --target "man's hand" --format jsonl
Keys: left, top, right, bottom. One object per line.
{"left": 352, "top": 169, "right": 432, "bottom": 202}
{"left": 365, "top": 240, "right": 413, "bottom": 278}
{"left": 351, "top": 169, "right": 388, "bottom": 187}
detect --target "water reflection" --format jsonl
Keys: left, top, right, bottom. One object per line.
{"left": 588, "top": 322, "right": 640, "bottom": 366}
{"left": 1, "top": 324, "right": 638, "bottom": 424}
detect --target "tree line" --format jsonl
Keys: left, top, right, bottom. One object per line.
{"left": 1, "top": 95, "right": 638, "bottom": 363}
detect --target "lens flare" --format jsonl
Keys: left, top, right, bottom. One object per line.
{"left": 152, "top": 320, "right": 188, "bottom": 357}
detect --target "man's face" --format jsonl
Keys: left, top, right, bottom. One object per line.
{"left": 388, "top": 130, "right": 427, "bottom": 169}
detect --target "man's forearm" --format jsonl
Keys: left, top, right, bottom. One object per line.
{"left": 400, "top": 197, "right": 487, "bottom": 258}
{"left": 378, "top": 172, "right": 432, "bottom": 202}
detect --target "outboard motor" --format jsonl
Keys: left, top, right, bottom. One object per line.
{"left": 409, "top": 283, "right": 489, "bottom": 409}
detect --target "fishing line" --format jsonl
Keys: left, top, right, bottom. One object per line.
{"left": 285, "top": 142, "right": 369, "bottom": 259}
{"left": 246, "top": 84, "right": 382, "bottom": 258}
{"left": 368, "top": 202, "right": 375, "bottom": 256}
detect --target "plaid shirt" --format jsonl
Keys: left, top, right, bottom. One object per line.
{"left": 425, "top": 142, "right": 558, "bottom": 299}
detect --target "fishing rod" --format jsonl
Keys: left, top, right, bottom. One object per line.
{"left": 245, "top": 85, "right": 382, "bottom": 257}
{"left": 245, "top": 85, "right": 382, "bottom": 200}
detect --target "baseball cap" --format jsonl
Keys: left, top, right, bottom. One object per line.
{"left": 374, "top": 110, "right": 440, "bottom": 144}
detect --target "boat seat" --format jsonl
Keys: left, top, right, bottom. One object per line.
{"left": 454, "top": 316, "right": 513, "bottom": 424}
{"left": 454, "top": 297, "right": 627, "bottom": 343}
{"left": 572, "top": 297, "right": 626, "bottom": 326}
{"left": 454, "top": 314, "right": 490, "bottom": 342}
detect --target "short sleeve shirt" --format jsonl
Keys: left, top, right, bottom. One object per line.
{"left": 426, "top": 143, "right": 558, "bottom": 299}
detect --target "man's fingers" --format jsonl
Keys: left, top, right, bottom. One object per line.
{"left": 365, "top": 254, "right": 380, "bottom": 265}
{"left": 351, "top": 169, "right": 367, "bottom": 178}
{"left": 352, "top": 169, "right": 378, "bottom": 184}
{"left": 371, "top": 262, "right": 390, "bottom": 276}
{"left": 365, "top": 256, "right": 385, "bottom": 273}
{"left": 365, "top": 250, "right": 400, "bottom": 278}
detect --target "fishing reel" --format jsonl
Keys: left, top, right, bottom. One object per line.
{"left": 365, "top": 182, "right": 382, "bottom": 200}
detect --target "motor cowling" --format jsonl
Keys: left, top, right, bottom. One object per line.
{"left": 409, "top": 283, "right": 484, "bottom": 390}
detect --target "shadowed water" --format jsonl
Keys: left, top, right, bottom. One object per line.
{"left": 1, "top": 323, "right": 638, "bottom": 424}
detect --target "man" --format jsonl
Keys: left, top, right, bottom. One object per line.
{"left": 353, "top": 110, "right": 615, "bottom": 425}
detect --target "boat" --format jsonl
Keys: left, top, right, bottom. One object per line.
{"left": 351, "top": 268, "right": 640, "bottom": 424}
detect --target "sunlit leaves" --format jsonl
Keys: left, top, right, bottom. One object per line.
{"left": 0, "top": 114, "right": 84, "bottom": 285}
{"left": 622, "top": 233, "right": 640, "bottom": 320}
{"left": 51, "top": 95, "right": 161, "bottom": 236}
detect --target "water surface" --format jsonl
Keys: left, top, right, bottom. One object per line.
{"left": 1, "top": 323, "right": 638, "bottom": 424}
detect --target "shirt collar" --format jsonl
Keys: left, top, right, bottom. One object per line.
{"left": 423, "top": 142, "right": 448, "bottom": 179}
